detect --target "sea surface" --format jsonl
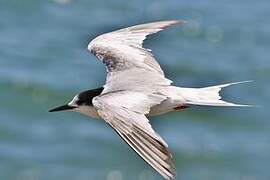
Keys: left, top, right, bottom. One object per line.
{"left": 0, "top": 0, "right": 269, "bottom": 180}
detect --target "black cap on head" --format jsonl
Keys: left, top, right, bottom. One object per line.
{"left": 48, "top": 87, "right": 104, "bottom": 112}
{"left": 76, "top": 87, "right": 104, "bottom": 106}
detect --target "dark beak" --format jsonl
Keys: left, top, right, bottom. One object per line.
{"left": 49, "top": 104, "right": 76, "bottom": 112}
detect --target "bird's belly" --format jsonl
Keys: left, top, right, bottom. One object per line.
{"left": 79, "top": 100, "right": 188, "bottom": 119}
{"left": 148, "top": 99, "right": 188, "bottom": 117}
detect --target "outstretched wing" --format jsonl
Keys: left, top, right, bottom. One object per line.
{"left": 88, "top": 20, "right": 185, "bottom": 93}
{"left": 93, "top": 91, "right": 176, "bottom": 180}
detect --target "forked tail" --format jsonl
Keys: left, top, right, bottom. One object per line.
{"left": 178, "top": 81, "right": 252, "bottom": 107}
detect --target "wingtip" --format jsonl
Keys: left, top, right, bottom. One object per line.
{"left": 228, "top": 103, "right": 257, "bottom": 107}
{"left": 176, "top": 19, "right": 188, "bottom": 24}
{"left": 167, "top": 19, "right": 188, "bottom": 25}
{"left": 157, "top": 19, "right": 187, "bottom": 30}
{"left": 239, "top": 104, "right": 260, "bottom": 108}
{"left": 231, "top": 80, "right": 254, "bottom": 85}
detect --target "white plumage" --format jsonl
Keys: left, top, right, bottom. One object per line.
{"left": 50, "top": 20, "right": 251, "bottom": 180}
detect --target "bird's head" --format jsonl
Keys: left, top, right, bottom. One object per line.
{"left": 49, "top": 94, "right": 80, "bottom": 112}
{"left": 49, "top": 87, "right": 103, "bottom": 113}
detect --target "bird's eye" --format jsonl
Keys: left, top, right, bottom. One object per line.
{"left": 76, "top": 100, "right": 84, "bottom": 105}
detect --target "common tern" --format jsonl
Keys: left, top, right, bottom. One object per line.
{"left": 49, "top": 20, "right": 250, "bottom": 179}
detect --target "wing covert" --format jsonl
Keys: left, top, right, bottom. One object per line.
{"left": 88, "top": 20, "right": 185, "bottom": 75}
{"left": 93, "top": 91, "right": 176, "bottom": 179}
{"left": 88, "top": 20, "right": 186, "bottom": 93}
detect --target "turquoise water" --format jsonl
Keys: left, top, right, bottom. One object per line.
{"left": 0, "top": 0, "right": 269, "bottom": 180}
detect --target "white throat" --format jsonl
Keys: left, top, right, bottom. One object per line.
{"left": 73, "top": 106, "right": 100, "bottom": 119}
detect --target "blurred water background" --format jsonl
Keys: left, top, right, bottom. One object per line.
{"left": 0, "top": 0, "right": 269, "bottom": 180}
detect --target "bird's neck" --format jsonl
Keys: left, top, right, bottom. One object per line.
{"left": 74, "top": 106, "right": 100, "bottom": 119}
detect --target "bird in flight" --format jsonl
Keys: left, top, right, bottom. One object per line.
{"left": 49, "top": 20, "right": 250, "bottom": 179}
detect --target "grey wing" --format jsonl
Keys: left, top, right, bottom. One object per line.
{"left": 93, "top": 92, "right": 176, "bottom": 180}
{"left": 87, "top": 20, "right": 185, "bottom": 93}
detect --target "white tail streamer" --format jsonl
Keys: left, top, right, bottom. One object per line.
{"left": 179, "top": 81, "right": 253, "bottom": 107}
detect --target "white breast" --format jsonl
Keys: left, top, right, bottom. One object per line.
{"left": 73, "top": 98, "right": 183, "bottom": 120}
